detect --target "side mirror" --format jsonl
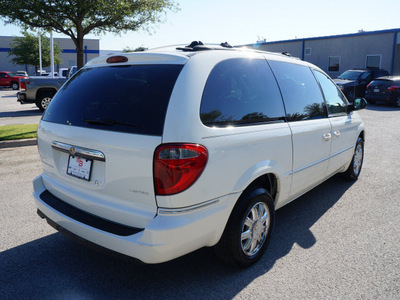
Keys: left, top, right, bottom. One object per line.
{"left": 348, "top": 98, "right": 367, "bottom": 113}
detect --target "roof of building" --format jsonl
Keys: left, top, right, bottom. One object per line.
{"left": 250, "top": 28, "right": 400, "bottom": 46}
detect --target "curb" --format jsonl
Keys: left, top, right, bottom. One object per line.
{"left": 0, "top": 138, "right": 37, "bottom": 149}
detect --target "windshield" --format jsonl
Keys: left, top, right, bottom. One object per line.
{"left": 338, "top": 71, "right": 362, "bottom": 80}
{"left": 6, "top": 72, "right": 16, "bottom": 77}
{"left": 42, "top": 64, "right": 183, "bottom": 136}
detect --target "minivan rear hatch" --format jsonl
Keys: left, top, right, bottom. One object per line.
{"left": 38, "top": 60, "right": 184, "bottom": 228}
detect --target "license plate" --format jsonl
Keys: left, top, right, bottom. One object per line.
{"left": 374, "top": 88, "right": 380, "bottom": 93}
{"left": 67, "top": 155, "right": 92, "bottom": 181}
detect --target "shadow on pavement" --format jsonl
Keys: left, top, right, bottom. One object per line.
{"left": 0, "top": 175, "right": 354, "bottom": 299}
{"left": 365, "top": 103, "right": 399, "bottom": 112}
{"left": 0, "top": 110, "right": 42, "bottom": 118}
{"left": 1, "top": 94, "right": 18, "bottom": 98}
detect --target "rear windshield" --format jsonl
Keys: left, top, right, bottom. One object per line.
{"left": 42, "top": 64, "right": 183, "bottom": 136}
{"left": 338, "top": 71, "right": 362, "bottom": 80}
{"left": 369, "top": 79, "right": 398, "bottom": 86}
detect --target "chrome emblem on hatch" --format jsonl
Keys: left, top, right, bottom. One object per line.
{"left": 69, "top": 147, "right": 76, "bottom": 156}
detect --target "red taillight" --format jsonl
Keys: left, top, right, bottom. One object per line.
{"left": 106, "top": 56, "right": 128, "bottom": 63}
{"left": 154, "top": 144, "right": 208, "bottom": 195}
{"left": 387, "top": 85, "right": 400, "bottom": 92}
{"left": 366, "top": 83, "right": 371, "bottom": 89}
{"left": 20, "top": 81, "right": 26, "bottom": 91}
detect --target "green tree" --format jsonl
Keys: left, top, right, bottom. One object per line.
{"left": 8, "top": 31, "right": 62, "bottom": 72}
{"left": 123, "top": 46, "right": 148, "bottom": 52}
{"left": 0, "top": 0, "right": 178, "bottom": 69}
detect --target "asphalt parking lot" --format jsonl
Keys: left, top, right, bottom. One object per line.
{"left": 0, "top": 92, "right": 399, "bottom": 299}
{"left": 0, "top": 88, "right": 42, "bottom": 126}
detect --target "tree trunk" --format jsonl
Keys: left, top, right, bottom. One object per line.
{"left": 74, "top": 29, "right": 85, "bottom": 70}
{"left": 76, "top": 46, "right": 84, "bottom": 70}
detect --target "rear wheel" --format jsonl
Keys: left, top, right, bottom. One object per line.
{"left": 393, "top": 96, "right": 400, "bottom": 107}
{"left": 366, "top": 98, "right": 375, "bottom": 104}
{"left": 214, "top": 187, "right": 275, "bottom": 267}
{"left": 36, "top": 93, "right": 54, "bottom": 112}
{"left": 342, "top": 137, "right": 364, "bottom": 180}
{"left": 11, "top": 81, "right": 19, "bottom": 90}
{"left": 346, "top": 90, "right": 354, "bottom": 102}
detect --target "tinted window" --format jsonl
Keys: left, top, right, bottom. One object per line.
{"left": 328, "top": 57, "right": 340, "bottom": 72}
{"left": 338, "top": 71, "right": 362, "bottom": 80}
{"left": 374, "top": 70, "right": 389, "bottom": 78}
{"left": 360, "top": 72, "right": 372, "bottom": 81}
{"left": 200, "top": 58, "right": 285, "bottom": 127}
{"left": 42, "top": 64, "right": 183, "bottom": 136}
{"left": 313, "top": 70, "right": 347, "bottom": 116}
{"left": 366, "top": 55, "right": 381, "bottom": 69}
{"left": 268, "top": 61, "right": 326, "bottom": 121}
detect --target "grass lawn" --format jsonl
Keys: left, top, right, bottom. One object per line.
{"left": 0, "top": 124, "right": 38, "bottom": 141}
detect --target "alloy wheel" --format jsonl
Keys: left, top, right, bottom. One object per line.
{"left": 241, "top": 202, "right": 270, "bottom": 256}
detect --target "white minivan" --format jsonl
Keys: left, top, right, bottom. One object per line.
{"left": 33, "top": 42, "right": 366, "bottom": 267}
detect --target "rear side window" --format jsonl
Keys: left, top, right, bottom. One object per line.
{"left": 200, "top": 58, "right": 286, "bottom": 127}
{"left": 42, "top": 64, "right": 183, "bottom": 136}
{"left": 269, "top": 61, "right": 326, "bottom": 121}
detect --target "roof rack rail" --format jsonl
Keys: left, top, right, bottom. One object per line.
{"left": 220, "top": 42, "right": 233, "bottom": 48}
{"left": 176, "top": 41, "right": 210, "bottom": 52}
{"left": 176, "top": 41, "right": 233, "bottom": 52}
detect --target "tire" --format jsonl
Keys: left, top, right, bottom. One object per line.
{"left": 214, "top": 187, "right": 275, "bottom": 267}
{"left": 346, "top": 90, "right": 354, "bottom": 102}
{"left": 392, "top": 96, "right": 400, "bottom": 107}
{"left": 11, "top": 81, "right": 19, "bottom": 90}
{"left": 366, "top": 99, "right": 375, "bottom": 104}
{"left": 342, "top": 137, "right": 364, "bottom": 181}
{"left": 36, "top": 93, "right": 54, "bottom": 112}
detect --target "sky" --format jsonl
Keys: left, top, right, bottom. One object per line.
{"left": 1, "top": 0, "right": 400, "bottom": 51}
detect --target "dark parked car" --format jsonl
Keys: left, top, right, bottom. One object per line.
{"left": 364, "top": 76, "right": 400, "bottom": 106}
{"left": 333, "top": 69, "right": 389, "bottom": 101}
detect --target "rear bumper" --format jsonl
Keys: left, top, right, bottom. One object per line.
{"left": 17, "top": 92, "right": 35, "bottom": 104}
{"left": 365, "top": 93, "right": 396, "bottom": 103}
{"left": 33, "top": 175, "right": 238, "bottom": 264}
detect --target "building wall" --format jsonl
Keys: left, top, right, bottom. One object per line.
{"left": 304, "top": 32, "right": 395, "bottom": 77}
{"left": 252, "top": 29, "right": 400, "bottom": 77}
{"left": 255, "top": 40, "right": 303, "bottom": 58}
{"left": 0, "top": 36, "right": 99, "bottom": 75}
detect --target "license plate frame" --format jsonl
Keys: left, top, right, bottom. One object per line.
{"left": 67, "top": 155, "right": 93, "bottom": 181}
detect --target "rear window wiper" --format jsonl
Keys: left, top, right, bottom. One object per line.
{"left": 83, "top": 118, "right": 140, "bottom": 127}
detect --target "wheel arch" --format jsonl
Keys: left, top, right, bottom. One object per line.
{"left": 36, "top": 88, "right": 57, "bottom": 100}
{"left": 358, "top": 130, "right": 365, "bottom": 141}
{"left": 242, "top": 173, "right": 278, "bottom": 205}
{"left": 233, "top": 161, "right": 281, "bottom": 206}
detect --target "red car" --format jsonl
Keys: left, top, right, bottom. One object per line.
{"left": 0, "top": 71, "right": 28, "bottom": 90}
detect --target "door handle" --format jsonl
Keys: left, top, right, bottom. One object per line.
{"left": 333, "top": 130, "right": 341, "bottom": 137}
{"left": 323, "top": 133, "right": 332, "bottom": 141}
